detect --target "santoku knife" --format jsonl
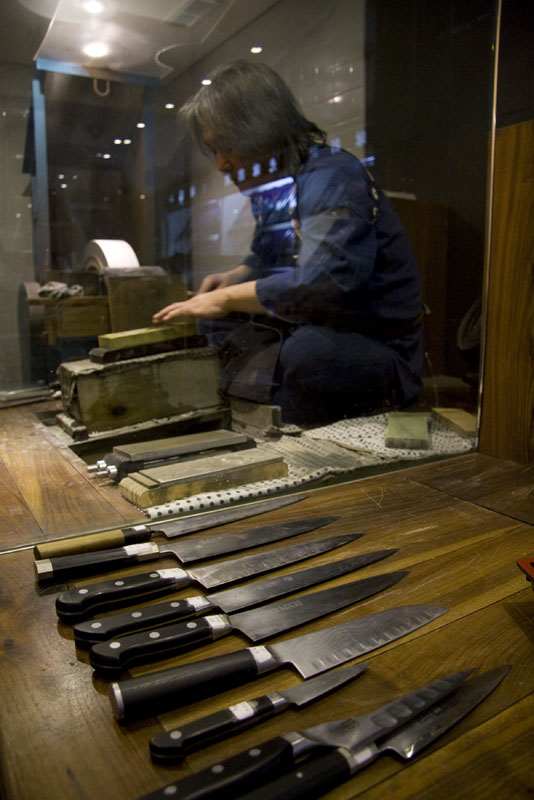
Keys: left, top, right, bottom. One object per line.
{"left": 109, "top": 604, "right": 446, "bottom": 721}
{"left": 138, "top": 667, "right": 472, "bottom": 800}
{"left": 56, "top": 531, "right": 360, "bottom": 623}
{"left": 90, "top": 569, "right": 408, "bottom": 675}
{"left": 235, "top": 664, "right": 511, "bottom": 800}
{"left": 74, "top": 546, "right": 396, "bottom": 645}
{"left": 34, "top": 494, "right": 308, "bottom": 559}
{"left": 150, "top": 663, "right": 370, "bottom": 763}
{"left": 36, "top": 515, "right": 338, "bottom": 583}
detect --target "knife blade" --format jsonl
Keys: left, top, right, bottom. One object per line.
{"left": 109, "top": 604, "right": 446, "bottom": 721}
{"left": 90, "top": 569, "right": 408, "bottom": 675}
{"left": 149, "top": 662, "right": 370, "bottom": 763}
{"left": 74, "top": 546, "right": 396, "bottom": 645}
{"left": 33, "top": 494, "right": 308, "bottom": 559}
{"left": 233, "top": 664, "right": 511, "bottom": 800}
{"left": 36, "top": 515, "right": 338, "bottom": 583}
{"left": 137, "top": 667, "right": 472, "bottom": 800}
{"left": 56, "top": 531, "right": 361, "bottom": 624}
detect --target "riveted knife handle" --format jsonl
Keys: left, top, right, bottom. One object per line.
{"left": 150, "top": 695, "right": 278, "bottom": 762}
{"left": 56, "top": 569, "right": 189, "bottom": 623}
{"left": 110, "top": 649, "right": 263, "bottom": 720}
{"left": 139, "top": 736, "right": 297, "bottom": 800}
{"left": 35, "top": 542, "right": 161, "bottom": 583}
{"left": 90, "top": 615, "right": 229, "bottom": 675}
{"left": 73, "top": 596, "right": 206, "bottom": 645}
{"left": 33, "top": 526, "right": 152, "bottom": 559}
{"left": 238, "top": 748, "right": 352, "bottom": 800}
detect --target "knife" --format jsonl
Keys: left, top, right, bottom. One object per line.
{"left": 149, "top": 663, "right": 370, "bottom": 763}
{"left": 234, "top": 664, "right": 511, "bottom": 800}
{"left": 74, "top": 546, "right": 396, "bottom": 645}
{"left": 90, "top": 569, "right": 408, "bottom": 675}
{"left": 33, "top": 494, "right": 307, "bottom": 559}
{"left": 56, "top": 531, "right": 360, "bottom": 624}
{"left": 137, "top": 667, "right": 472, "bottom": 800}
{"left": 109, "top": 604, "right": 446, "bottom": 721}
{"left": 36, "top": 515, "right": 338, "bottom": 584}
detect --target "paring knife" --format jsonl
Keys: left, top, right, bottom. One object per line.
{"left": 34, "top": 494, "right": 308, "bottom": 559}
{"left": 36, "top": 515, "right": 338, "bottom": 584}
{"left": 150, "top": 663, "right": 370, "bottom": 763}
{"left": 137, "top": 667, "right": 472, "bottom": 800}
{"left": 56, "top": 531, "right": 359, "bottom": 624}
{"left": 235, "top": 664, "right": 511, "bottom": 800}
{"left": 109, "top": 604, "right": 446, "bottom": 721}
{"left": 74, "top": 546, "right": 396, "bottom": 645}
{"left": 90, "top": 570, "right": 408, "bottom": 675}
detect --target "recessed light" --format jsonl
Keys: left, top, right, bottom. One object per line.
{"left": 103, "top": 153, "right": 111, "bottom": 159}
{"left": 83, "top": 41, "right": 109, "bottom": 58}
{"left": 165, "top": 103, "right": 175, "bottom": 110}
{"left": 114, "top": 138, "right": 122, "bottom": 144}
{"left": 136, "top": 122, "right": 145, "bottom": 129}
{"left": 250, "top": 46, "right": 263, "bottom": 54}
{"left": 83, "top": 0, "right": 105, "bottom": 13}
{"left": 123, "top": 139, "right": 132, "bottom": 145}
{"left": 201, "top": 78, "right": 212, "bottom": 86}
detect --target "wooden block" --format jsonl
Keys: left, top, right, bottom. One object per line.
{"left": 98, "top": 322, "right": 197, "bottom": 350}
{"left": 57, "top": 347, "right": 221, "bottom": 433}
{"left": 229, "top": 397, "right": 283, "bottom": 432}
{"left": 385, "top": 411, "right": 429, "bottom": 449}
{"left": 432, "top": 407, "right": 478, "bottom": 438}
{"left": 113, "top": 429, "right": 254, "bottom": 461}
{"left": 105, "top": 271, "right": 187, "bottom": 332}
{"left": 43, "top": 297, "right": 110, "bottom": 344}
{"left": 119, "top": 447, "right": 288, "bottom": 507}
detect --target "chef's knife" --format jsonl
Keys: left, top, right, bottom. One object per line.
{"left": 56, "top": 531, "right": 360, "bottom": 624}
{"left": 36, "top": 515, "right": 338, "bottom": 584}
{"left": 90, "top": 570, "right": 408, "bottom": 675}
{"left": 74, "top": 546, "right": 396, "bottom": 645}
{"left": 235, "top": 664, "right": 511, "bottom": 800}
{"left": 138, "top": 667, "right": 472, "bottom": 800}
{"left": 110, "top": 604, "right": 446, "bottom": 721}
{"left": 34, "top": 494, "right": 307, "bottom": 559}
{"left": 150, "top": 663, "right": 369, "bottom": 763}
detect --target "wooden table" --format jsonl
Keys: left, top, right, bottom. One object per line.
{"left": 1, "top": 401, "right": 533, "bottom": 799}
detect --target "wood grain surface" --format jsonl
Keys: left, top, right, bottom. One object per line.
{"left": 1, "top": 405, "right": 533, "bottom": 800}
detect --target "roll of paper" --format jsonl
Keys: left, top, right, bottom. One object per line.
{"left": 82, "top": 239, "right": 140, "bottom": 272}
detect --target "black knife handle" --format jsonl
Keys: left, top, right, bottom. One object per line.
{"left": 150, "top": 694, "right": 278, "bottom": 762}
{"left": 139, "top": 736, "right": 297, "bottom": 800}
{"left": 90, "top": 615, "right": 230, "bottom": 675}
{"left": 55, "top": 570, "right": 189, "bottom": 623}
{"left": 35, "top": 542, "right": 161, "bottom": 583}
{"left": 110, "top": 648, "right": 264, "bottom": 720}
{"left": 73, "top": 596, "right": 208, "bottom": 645}
{"left": 237, "top": 748, "right": 352, "bottom": 800}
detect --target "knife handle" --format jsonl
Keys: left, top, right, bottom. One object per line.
{"left": 139, "top": 736, "right": 297, "bottom": 800}
{"left": 90, "top": 615, "right": 231, "bottom": 675}
{"left": 238, "top": 748, "right": 353, "bottom": 800}
{"left": 55, "top": 569, "right": 189, "bottom": 623}
{"left": 73, "top": 595, "right": 211, "bottom": 645}
{"left": 33, "top": 526, "right": 152, "bottom": 559}
{"left": 35, "top": 542, "right": 161, "bottom": 583}
{"left": 110, "top": 648, "right": 267, "bottom": 720}
{"left": 150, "top": 694, "right": 280, "bottom": 762}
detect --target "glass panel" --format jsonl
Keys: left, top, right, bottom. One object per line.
{"left": 0, "top": 0, "right": 503, "bottom": 473}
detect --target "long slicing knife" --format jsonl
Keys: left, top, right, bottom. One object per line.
{"left": 74, "top": 547, "right": 397, "bottom": 645}
{"left": 36, "top": 515, "right": 339, "bottom": 584}
{"left": 137, "top": 667, "right": 474, "bottom": 800}
{"left": 55, "top": 531, "right": 360, "bottom": 624}
{"left": 233, "top": 664, "right": 511, "bottom": 800}
{"left": 109, "top": 604, "right": 447, "bottom": 721}
{"left": 90, "top": 570, "right": 408, "bottom": 675}
{"left": 34, "top": 494, "right": 308, "bottom": 559}
{"left": 150, "top": 663, "right": 370, "bottom": 763}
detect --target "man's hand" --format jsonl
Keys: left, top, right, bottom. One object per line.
{"left": 197, "top": 264, "right": 252, "bottom": 293}
{"left": 152, "top": 280, "right": 265, "bottom": 323}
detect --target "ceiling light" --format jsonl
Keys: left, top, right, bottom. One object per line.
{"left": 82, "top": 41, "right": 109, "bottom": 58}
{"left": 165, "top": 103, "right": 175, "bottom": 110}
{"left": 201, "top": 78, "right": 212, "bottom": 86}
{"left": 123, "top": 139, "right": 132, "bottom": 145}
{"left": 83, "top": 0, "right": 105, "bottom": 13}
{"left": 250, "top": 46, "right": 263, "bottom": 54}
{"left": 114, "top": 138, "right": 122, "bottom": 144}
{"left": 137, "top": 122, "right": 145, "bottom": 129}
{"left": 103, "top": 153, "right": 111, "bottom": 159}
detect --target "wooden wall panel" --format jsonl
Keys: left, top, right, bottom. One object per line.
{"left": 479, "top": 120, "right": 534, "bottom": 463}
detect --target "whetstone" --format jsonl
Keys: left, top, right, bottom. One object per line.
{"left": 98, "top": 322, "right": 197, "bottom": 351}
{"left": 385, "top": 411, "right": 429, "bottom": 449}
{"left": 119, "top": 447, "right": 288, "bottom": 508}
{"left": 113, "top": 430, "right": 254, "bottom": 461}
{"left": 432, "top": 407, "right": 477, "bottom": 438}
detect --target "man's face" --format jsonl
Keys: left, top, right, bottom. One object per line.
{"left": 201, "top": 127, "right": 244, "bottom": 184}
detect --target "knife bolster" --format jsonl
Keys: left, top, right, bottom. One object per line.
{"left": 249, "top": 645, "right": 279, "bottom": 673}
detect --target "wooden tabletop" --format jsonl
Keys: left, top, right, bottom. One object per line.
{"left": 1, "top": 401, "right": 533, "bottom": 799}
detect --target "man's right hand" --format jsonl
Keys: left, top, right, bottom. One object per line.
{"left": 197, "top": 264, "right": 252, "bottom": 293}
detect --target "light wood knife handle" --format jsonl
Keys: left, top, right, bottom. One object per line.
{"left": 33, "top": 527, "right": 149, "bottom": 559}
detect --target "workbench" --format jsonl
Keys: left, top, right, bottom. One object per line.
{"left": 1, "top": 400, "right": 533, "bottom": 799}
